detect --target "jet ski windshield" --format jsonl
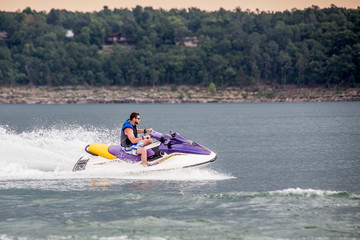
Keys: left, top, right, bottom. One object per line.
{"left": 169, "top": 131, "right": 193, "bottom": 145}
{"left": 151, "top": 130, "right": 191, "bottom": 144}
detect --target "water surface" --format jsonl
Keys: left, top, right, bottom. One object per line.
{"left": 0, "top": 102, "right": 359, "bottom": 239}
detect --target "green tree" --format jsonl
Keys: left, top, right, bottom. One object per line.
{"left": 278, "top": 51, "right": 292, "bottom": 87}
{"left": 209, "top": 82, "right": 216, "bottom": 95}
{"left": 89, "top": 20, "right": 105, "bottom": 48}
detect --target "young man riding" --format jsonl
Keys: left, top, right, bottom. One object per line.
{"left": 121, "top": 112, "right": 153, "bottom": 166}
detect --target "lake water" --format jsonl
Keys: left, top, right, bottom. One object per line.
{"left": 0, "top": 102, "right": 359, "bottom": 240}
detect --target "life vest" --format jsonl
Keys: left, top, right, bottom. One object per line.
{"left": 121, "top": 119, "right": 138, "bottom": 147}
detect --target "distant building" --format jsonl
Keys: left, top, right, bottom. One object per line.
{"left": 175, "top": 37, "right": 199, "bottom": 47}
{"left": 105, "top": 33, "right": 133, "bottom": 44}
{"left": 65, "top": 30, "right": 74, "bottom": 38}
{"left": 0, "top": 31, "right": 8, "bottom": 41}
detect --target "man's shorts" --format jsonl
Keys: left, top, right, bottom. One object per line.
{"left": 122, "top": 140, "right": 144, "bottom": 156}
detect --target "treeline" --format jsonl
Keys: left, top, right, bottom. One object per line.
{"left": 0, "top": 5, "right": 359, "bottom": 88}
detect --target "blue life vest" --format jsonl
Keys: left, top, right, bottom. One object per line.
{"left": 121, "top": 119, "right": 138, "bottom": 147}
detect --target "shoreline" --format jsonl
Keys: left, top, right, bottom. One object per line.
{"left": 1, "top": 85, "right": 360, "bottom": 104}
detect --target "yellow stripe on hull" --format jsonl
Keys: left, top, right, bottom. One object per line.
{"left": 147, "top": 153, "right": 184, "bottom": 166}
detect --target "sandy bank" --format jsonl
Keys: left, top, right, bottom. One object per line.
{"left": 1, "top": 85, "right": 359, "bottom": 104}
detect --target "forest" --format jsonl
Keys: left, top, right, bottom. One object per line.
{"left": 0, "top": 5, "right": 359, "bottom": 88}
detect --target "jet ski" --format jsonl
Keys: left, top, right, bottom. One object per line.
{"left": 73, "top": 130, "right": 217, "bottom": 173}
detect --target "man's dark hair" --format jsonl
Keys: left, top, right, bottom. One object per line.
{"left": 130, "top": 112, "right": 140, "bottom": 120}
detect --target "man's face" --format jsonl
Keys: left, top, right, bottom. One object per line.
{"left": 134, "top": 115, "right": 141, "bottom": 125}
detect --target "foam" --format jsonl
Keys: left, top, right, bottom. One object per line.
{"left": 269, "top": 188, "right": 341, "bottom": 197}
{"left": 203, "top": 188, "right": 360, "bottom": 201}
{"left": 0, "top": 125, "right": 93, "bottom": 178}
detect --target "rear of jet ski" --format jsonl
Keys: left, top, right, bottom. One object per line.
{"left": 73, "top": 154, "right": 135, "bottom": 173}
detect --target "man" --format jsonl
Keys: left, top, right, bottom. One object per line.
{"left": 121, "top": 112, "right": 153, "bottom": 166}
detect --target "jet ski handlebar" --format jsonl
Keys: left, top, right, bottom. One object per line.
{"left": 150, "top": 130, "right": 163, "bottom": 140}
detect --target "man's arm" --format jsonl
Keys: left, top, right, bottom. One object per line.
{"left": 138, "top": 128, "right": 153, "bottom": 134}
{"left": 124, "top": 127, "right": 144, "bottom": 143}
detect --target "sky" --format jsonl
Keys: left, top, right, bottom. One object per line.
{"left": 0, "top": 0, "right": 359, "bottom": 13}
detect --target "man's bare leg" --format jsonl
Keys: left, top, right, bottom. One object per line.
{"left": 143, "top": 138, "right": 153, "bottom": 146}
{"left": 137, "top": 147, "right": 148, "bottom": 166}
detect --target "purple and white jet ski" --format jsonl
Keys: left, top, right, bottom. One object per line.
{"left": 73, "top": 131, "right": 217, "bottom": 172}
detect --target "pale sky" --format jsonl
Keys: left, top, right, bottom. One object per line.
{"left": 0, "top": 0, "right": 359, "bottom": 12}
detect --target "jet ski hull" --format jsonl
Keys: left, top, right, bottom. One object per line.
{"left": 73, "top": 151, "right": 217, "bottom": 173}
